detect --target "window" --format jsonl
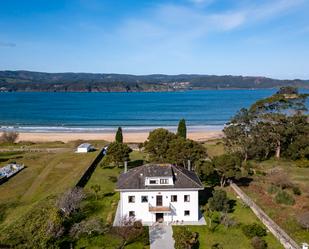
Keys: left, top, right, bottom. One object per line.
{"left": 171, "top": 195, "right": 177, "bottom": 202}
{"left": 141, "top": 196, "right": 148, "bottom": 203}
{"left": 184, "top": 210, "right": 190, "bottom": 216}
{"left": 160, "top": 179, "right": 168, "bottom": 184}
{"left": 184, "top": 195, "right": 190, "bottom": 202}
{"left": 129, "top": 211, "right": 135, "bottom": 217}
{"left": 128, "top": 196, "right": 135, "bottom": 203}
{"left": 149, "top": 179, "right": 157, "bottom": 184}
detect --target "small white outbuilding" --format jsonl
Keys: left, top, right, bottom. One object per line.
{"left": 76, "top": 143, "right": 93, "bottom": 153}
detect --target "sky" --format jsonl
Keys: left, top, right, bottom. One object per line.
{"left": 0, "top": 0, "right": 309, "bottom": 79}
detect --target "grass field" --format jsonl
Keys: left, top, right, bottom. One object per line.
{"left": 241, "top": 159, "right": 309, "bottom": 244}
{"left": 202, "top": 139, "right": 225, "bottom": 158}
{"left": 0, "top": 141, "right": 103, "bottom": 229}
{"left": 174, "top": 187, "right": 283, "bottom": 249}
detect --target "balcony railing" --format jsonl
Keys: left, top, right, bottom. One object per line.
{"left": 149, "top": 203, "right": 175, "bottom": 213}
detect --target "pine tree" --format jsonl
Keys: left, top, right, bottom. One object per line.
{"left": 177, "top": 119, "right": 187, "bottom": 139}
{"left": 115, "top": 127, "right": 123, "bottom": 143}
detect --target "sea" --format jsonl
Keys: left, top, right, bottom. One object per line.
{"left": 0, "top": 89, "right": 308, "bottom": 133}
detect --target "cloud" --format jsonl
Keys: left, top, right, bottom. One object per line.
{"left": 115, "top": 0, "right": 305, "bottom": 43}
{"left": 0, "top": 41, "right": 16, "bottom": 47}
{"left": 98, "top": 0, "right": 307, "bottom": 74}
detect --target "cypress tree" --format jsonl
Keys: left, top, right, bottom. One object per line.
{"left": 177, "top": 119, "right": 187, "bottom": 139}
{"left": 115, "top": 127, "right": 123, "bottom": 143}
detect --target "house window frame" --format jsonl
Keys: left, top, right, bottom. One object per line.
{"left": 149, "top": 179, "right": 157, "bottom": 184}
{"left": 184, "top": 195, "right": 190, "bottom": 202}
{"left": 160, "top": 178, "right": 168, "bottom": 184}
{"left": 141, "top": 195, "right": 148, "bottom": 203}
{"left": 171, "top": 195, "right": 177, "bottom": 202}
{"left": 128, "top": 195, "right": 135, "bottom": 203}
{"left": 129, "top": 211, "right": 135, "bottom": 217}
{"left": 184, "top": 210, "right": 190, "bottom": 216}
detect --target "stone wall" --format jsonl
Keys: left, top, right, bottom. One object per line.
{"left": 230, "top": 183, "right": 300, "bottom": 249}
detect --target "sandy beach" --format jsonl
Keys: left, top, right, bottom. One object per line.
{"left": 16, "top": 130, "right": 224, "bottom": 143}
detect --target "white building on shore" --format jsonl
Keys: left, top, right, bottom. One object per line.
{"left": 76, "top": 143, "right": 94, "bottom": 153}
{"left": 115, "top": 164, "right": 204, "bottom": 225}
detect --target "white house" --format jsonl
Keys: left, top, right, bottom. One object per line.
{"left": 115, "top": 164, "right": 204, "bottom": 225}
{"left": 76, "top": 143, "right": 93, "bottom": 153}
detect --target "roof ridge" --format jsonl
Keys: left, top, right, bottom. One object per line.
{"left": 173, "top": 165, "right": 203, "bottom": 188}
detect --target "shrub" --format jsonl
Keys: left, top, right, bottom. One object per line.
{"left": 208, "top": 189, "right": 229, "bottom": 212}
{"left": 268, "top": 169, "right": 292, "bottom": 189}
{"left": 173, "top": 227, "right": 199, "bottom": 249}
{"left": 267, "top": 185, "right": 279, "bottom": 194}
{"left": 242, "top": 223, "right": 267, "bottom": 238}
{"left": 275, "top": 190, "right": 295, "bottom": 205}
{"left": 0, "top": 131, "right": 19, "bottom": 143}
{"left": 220, "top": 214, "right": 238, "bottom": 228}
{"left": 211, "top": 243, "right": 223, "bottom": 249}
{"left": 292, "top": 186, "right": 301, "bottom": 196}
{"left": 108, "top": 176, "right": 117, "bottom": 183}
{"left": 251, "top": 236, "right": 268, "bottom": 249}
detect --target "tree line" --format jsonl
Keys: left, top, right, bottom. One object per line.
{"left": 223, "top": 87, "right": 309, "bottom": 163}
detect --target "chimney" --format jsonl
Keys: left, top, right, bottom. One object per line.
{"left": 124, "top": 161, "right": 128, "bottom": 173}
{"left": 187, "top": 160, "right": 191, "bottom": 171}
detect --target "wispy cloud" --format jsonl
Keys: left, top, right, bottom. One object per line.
{"left": 0, "top": 41, "right": 16, "bottom": 47}
{"left": 115, "top": 0, "right": 305, "bottom": 42}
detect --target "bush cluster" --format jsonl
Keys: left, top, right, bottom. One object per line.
{"left": 274, "top": 190, "right": 295, "bottom": 205}
{"left": 242, "top": 223, "right": 267, "bottom": 238}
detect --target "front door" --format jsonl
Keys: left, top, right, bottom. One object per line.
{"left": 156, "top": 195, "right": 162, "bottom": 206}
{"left": 156, "top": 213, "right": 164, "bottom": 222}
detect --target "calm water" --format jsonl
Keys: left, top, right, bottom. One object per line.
{"left": 0, "top": 89, "right": 306, "bottom": 132}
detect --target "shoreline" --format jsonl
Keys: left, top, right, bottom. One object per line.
{"left": 15, "top": 130, "right": 224, "bottom": 143}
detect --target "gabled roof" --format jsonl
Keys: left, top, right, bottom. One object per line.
{"left": 116, "top": 164, "right": 204, "bottom": 190}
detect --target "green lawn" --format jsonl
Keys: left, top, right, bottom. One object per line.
{"left": 203, "top": 139, "right": 225, "bottom": 158}
{"left": 174, "top": 187, "right": 283, "bottom": 249}
{"left": 75, "top": 151, "right": 150, "bottom": 249}
{"left": 0, "top": 141, "right": 100, "bottom": 229}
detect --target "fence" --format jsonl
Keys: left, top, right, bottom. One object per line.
{"left": 230, "top": 182, "right": 300, "bottom": 249}
{"left": 75, "top": 148, "right": 104, "bottom": 187}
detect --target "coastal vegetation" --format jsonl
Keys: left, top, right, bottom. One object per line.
{"left": 143, "top": 128, "right": 207, "bottom": 167}
{"left": 0, "top": 87, "right": 308, "bottom": 248}
{"left": 1, "top": 70, "right": 308, "bottom": 92}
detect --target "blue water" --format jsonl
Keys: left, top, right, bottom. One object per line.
{"left": 0, "top": 89, "right": 307, "bottom": 132}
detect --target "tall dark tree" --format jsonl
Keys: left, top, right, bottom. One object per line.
{"left": 223, "top": 87, "right": 309, "bottom": 161}
{"left": 212, "top": 153, "right": 242, "bottom": 187}
{"left": 177, "top": 119, "right": 187, "bottom": 139}
{"left": 223, "top": 108, "right": 253, "bottom": 162}
{"left": 115, "top": 127, "right": 123, "bottom": 143}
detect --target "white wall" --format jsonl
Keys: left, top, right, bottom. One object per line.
{"left": 77, "top": 147, "right": 89, "bottom": 153}
{"left": 120, "top": 190, "right": 200, "bottom": 223}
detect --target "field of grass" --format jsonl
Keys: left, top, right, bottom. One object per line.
{"left": 174, "top": 187, "right": 283, "bottom": 249}
{"left": 203, "top": 139, "right": 225, "bottom": 158}
{"left": 241, "top": 159, "right": 309, "bottom": 244}
{"left": 0, "top": 141, "right": 102, "bottom": 229}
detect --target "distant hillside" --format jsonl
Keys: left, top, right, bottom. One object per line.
{"left": 0, "top": 70, "right": 308, "bottom": 92}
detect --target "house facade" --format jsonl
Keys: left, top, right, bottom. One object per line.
{"left": 116, "top": 164, "right": 204, "bottom": 224}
